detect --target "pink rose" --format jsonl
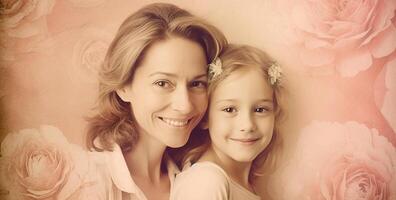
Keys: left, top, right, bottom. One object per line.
{"left": 0, "top": 0, "right": 56, "bottom": 61}
{"left": 319, "top": 157, "right": 391, "bottom": 199}
{"left": 0, "top": 125, "right": 91, "bottom": 200}
{"left": 281, "top": 0, "right": 396, "bottom": 76}
{"left": 275, "top": 121, "right": 396, "bottom": 200}
{"left": 66, "top": 152, "right": 110, "bottom": 200}
{"left": 71, "top": 27, "right": 112, "bottom": 83}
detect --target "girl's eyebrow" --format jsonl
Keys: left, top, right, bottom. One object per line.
{"left": 214, "top": 99, "right": 237, "bottom": 104}
{"left": 257, "top": 99, "right": 274, "bottom": 103}
{"left": 214, "top": 98, "right": 274, "bottom": 105}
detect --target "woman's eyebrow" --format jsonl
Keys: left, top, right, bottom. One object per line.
{"left": 149, "top": 72, "right": 207, "bottom": 79}
{"left": 193, "top": 73, "right": 207, "bottom": 79}
{"left": 149, "top": 72, "right": 177, "bottom": 77}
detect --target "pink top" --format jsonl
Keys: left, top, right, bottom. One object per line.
{"left": 171, "top": 162, "right": 261, "bottom": 200}
{"left": 88, "top": 143, "right": 180, "bottom": 200}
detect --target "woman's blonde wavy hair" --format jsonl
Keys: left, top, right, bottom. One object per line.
{"left": 177, "top": 44, "right": 285, "bottom": 183}
{"left": 86, "top": 3, "right": 227, "bottom": 152}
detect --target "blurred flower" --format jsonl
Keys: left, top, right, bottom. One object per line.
{"left": 71, "top": 27, "right": 112, "bottom": 83}
{"left": 60, "top": 152, "right": 109, "bottom": 200}
{"left": 0, "top": 0, "right": 56, "bottom": 61}
{"left": 278, "top": 121, "right": 396, "bottom": 200}
{"left": 0, "top": 125, "right": 95, "bottom": 200}
{"left": 282, "top": 0, "right": 396, "bottom": 77}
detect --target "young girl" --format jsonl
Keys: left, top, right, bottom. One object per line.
{"left": 171, "top": 44, "right": 283, "bottom": 200}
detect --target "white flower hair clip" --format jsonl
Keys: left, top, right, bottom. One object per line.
{"left": 268, "top": 62, "right": 282, "bottom": 85}
{"left": 208, "top": 57, "right": 222, "bottom": 81}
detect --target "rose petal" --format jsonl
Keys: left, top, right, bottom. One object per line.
{"left": 347, "top": 0, "right": 372, "bottom": 25}
{"left": 369, "top": 24, "right": 396, "bottom": 58}
{"left": 385, "top": 56, "right": 396, "bottom": 90}
{"left": 1, "top": 128, "right": 40, "bottom": 157}
{"left": 0, "top": 1, "right": 35, "bottom": 29}
{"left": 292, "top": 4, "right": 315, "bottom": 33}
{"left": 319, "top": 176, "right": 332, "bottom": 199}
{"left": 28, "top": 0, "right": 56, "bottom": 21}
{"left": 374, "top": 62, "right": 387, "bottom": 109}
{"left": 6, "top": 17, "right": 47, "bottom": 38}
{"left": 39, "top": 125, "right": 69, "bottom": 145}
{"left": 362, "top": 1, "right": 395, "bottom": 45}
{"left": 304, "top": 36, "right": 332, "bottom": 49}
{"left": 337, "top": 47, "right": 372, "bottom": 77}
{"left": 328, "top": 20, "right": 360, "bottom": 38}
{"left": 335, "top": 29, "right": 369, "bottom": 49}
{"left": 381, "top": 56, "right": 396, "bottom": 133}
{"left": 300, "top": 47, "right": 335, "bottom": 67}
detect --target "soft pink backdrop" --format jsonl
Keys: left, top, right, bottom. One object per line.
{"left": 1, "top": 0, "right": 395, "bottom": 199}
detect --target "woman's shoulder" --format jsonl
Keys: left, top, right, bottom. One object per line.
{"left": 171, "top": 162, "right": 230, "bottom": 200}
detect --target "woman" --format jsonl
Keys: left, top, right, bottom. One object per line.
{"left": 86, "top": 3, "right": 227, "bottom": 200}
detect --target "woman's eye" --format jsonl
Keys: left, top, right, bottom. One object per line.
{"left": 222, "top": 107, "right": 236, "bottom": 113}
{"left": 154, "top": 80, "right": 172, "bottom": 88}
{"left": 190, "top": 81, "right": 207, "bottom": 88}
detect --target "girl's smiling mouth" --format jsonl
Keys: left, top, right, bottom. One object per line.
{"left": 229, "top": 137, "right": 261, "bottom": 145}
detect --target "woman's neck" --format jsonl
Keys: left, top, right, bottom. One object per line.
{"left": 200, "top": 146, "right": 253, "bottom": 192}
{"left": 123, "top": 132, "right": 167, "bottom": 185}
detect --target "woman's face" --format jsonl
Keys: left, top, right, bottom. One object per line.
{"left": 117, "top": 36, "right": 208, "bottom": 148}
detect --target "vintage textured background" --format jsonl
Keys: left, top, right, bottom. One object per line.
{"left": 1, "top": 0, "right": 395, "bottom": 199}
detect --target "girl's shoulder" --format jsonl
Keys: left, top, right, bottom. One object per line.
{"left": 181, "top": 161, "right": 230, "bottom": 181}
{"left": 171, "top": 161, "right": 230, "bottom": 200}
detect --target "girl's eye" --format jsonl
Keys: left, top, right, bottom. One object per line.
{"left": 153, "top": 80, "right": 172, "bottom": 88}
{"left": 255, "top": 106, "right": 273, "bottom": 114}
{"left": 255, "top": 107, "right": 267, "bottom": 113}
{"left": 222, "top": 107, "right": 236, "bottom": 113}
{"left": 190, "top": 81, "right": 207, "bottom": 88}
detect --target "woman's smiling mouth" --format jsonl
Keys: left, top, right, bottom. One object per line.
{"left": 158, "top": 117, "right": 191, "bottom": 127}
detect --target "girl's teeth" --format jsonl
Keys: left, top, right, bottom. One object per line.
{"left": 162, "top": 118, "right": 188, "bottom": 127}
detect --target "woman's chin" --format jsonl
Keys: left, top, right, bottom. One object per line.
{"left": 162, "top": 134, "right": 190, "bottom": 148}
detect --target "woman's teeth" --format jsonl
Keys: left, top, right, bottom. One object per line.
{"left": 161, "top": 117, "right": 189, "bottom": 127}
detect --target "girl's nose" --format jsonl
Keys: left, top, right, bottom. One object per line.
{"left": 239, "top": 112, "right": 256, "bottom": 133}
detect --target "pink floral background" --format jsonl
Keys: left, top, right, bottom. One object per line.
{"left": 1, "top": 0, "right": 395, "bottom": 199}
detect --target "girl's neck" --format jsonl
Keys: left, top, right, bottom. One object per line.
{"left": 199, "top": 146, "right": 253, "bottom": 192}
{"left": 123, "top": 132, "right": 167, "bottom": 185}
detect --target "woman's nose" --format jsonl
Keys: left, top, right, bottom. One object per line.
{"left": 171, "top": 86, "right": 194, "bottom": 114}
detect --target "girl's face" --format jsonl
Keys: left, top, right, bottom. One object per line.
{"left": 117, "top": 36, "right": 208, "bottom": 148}
{"left": 207, "top": 67, "right": 275, "bottom": 163}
